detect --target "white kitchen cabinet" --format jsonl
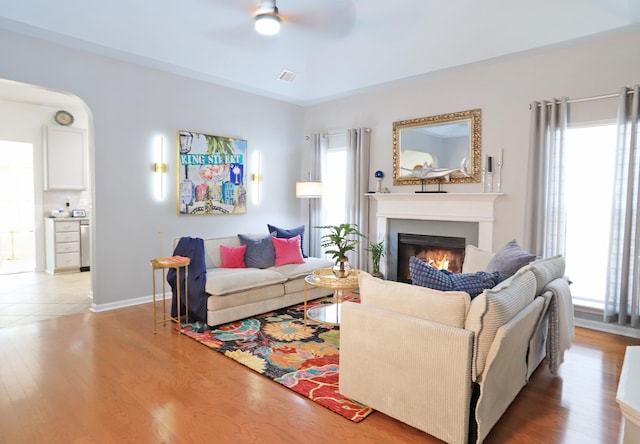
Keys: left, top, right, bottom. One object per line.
{"left": 45, "top": 218, "right": 81, "bottom": 273}
{"left": 43, "top": 126, "right": 87, "bottom": 190}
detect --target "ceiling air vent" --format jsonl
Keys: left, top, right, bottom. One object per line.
{"left": 278, "top": 69, "right": 297, "bottom": 83}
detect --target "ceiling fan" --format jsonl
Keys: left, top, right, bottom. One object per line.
{"left": 209, "top": 0, "right": 357, "bottom": 49}
{"left": 251, "top": 0, "right": 356, "bottom": 38}
{"left": 254, "top": 0, "right": 281, "bottom": 36}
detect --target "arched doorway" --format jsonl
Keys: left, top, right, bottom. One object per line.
{"left": 0, "top": 79, "right": 94, "bottom": 327}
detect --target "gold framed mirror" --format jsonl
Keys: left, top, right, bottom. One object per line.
{"left": 392, "top": 109, "right": 481, "bottom": 185}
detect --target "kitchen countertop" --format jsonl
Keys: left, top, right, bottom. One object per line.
{"left": 46, "top": 217, "right": 90, "bottom": 222}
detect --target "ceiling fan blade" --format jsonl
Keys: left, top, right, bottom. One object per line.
{"left": 204, "top": 0, "right": 275, "bottom": 49}
{"left": 208, "top": 24, "right": 276, "bottom": 51}
{"left": 284, "top": 1, "right": 356, "bottom": 38}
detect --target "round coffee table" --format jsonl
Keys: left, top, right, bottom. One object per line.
{"left": 303, "top": 268, "right": 360, "bottom": 325}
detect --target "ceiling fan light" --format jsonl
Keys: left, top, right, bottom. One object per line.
{"left": 255, "top": 12, "right": 281, "bottom": 36}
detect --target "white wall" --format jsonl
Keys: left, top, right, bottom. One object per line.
{"left": 304, "top": 26, "right": 640, "bottom": 251}
{"left": 1, "top": 25, "right": 639, "bottom": 309}
{"left": 0, "top": 29, "right": 305, "bottom": 309}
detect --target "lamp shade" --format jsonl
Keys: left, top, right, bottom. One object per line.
{"left": 295, "top": 181, "right": 322, "bottom": 198}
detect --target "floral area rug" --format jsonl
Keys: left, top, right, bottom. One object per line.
{"left": 179, "top": 297, "right": 373, "bottom": 423}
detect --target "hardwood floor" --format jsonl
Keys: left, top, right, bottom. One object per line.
{"left": 0, "top": 302, "right": 638, "bottom": 443}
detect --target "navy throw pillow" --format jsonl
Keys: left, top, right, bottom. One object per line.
{"left": 267, "top": 224, "right": 307, "bottom": 258}
{"left": 409, "top": 256, "right": 500, "bottom": 299}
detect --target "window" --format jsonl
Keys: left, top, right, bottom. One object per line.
{"left": 564, "top": 124, "right": 616, "bottom": 309}
{"left": 322, "top": 138, "right": 347, "bottom": 226}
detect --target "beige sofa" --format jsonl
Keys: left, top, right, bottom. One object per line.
{"left": 199, "top": 234, "right": 334, "bottom": 326}
{"left": 339, "top": 252, "right": 569, "bottom": 444}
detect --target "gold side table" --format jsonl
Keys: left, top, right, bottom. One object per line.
{"left": 303, "top": 268, "right": 360, "bottom": 326}
{"left": 150, "top": 256, "right": 190, "bottom": 333}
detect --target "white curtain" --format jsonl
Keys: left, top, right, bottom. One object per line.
{"left": 307, "top": 134, "right": 327, "bottom": 258}
{"left": 345, "top": 128, "right": 371, "bottom": 269}
{"left": 605, "top": 85, "right": 640, "bottom": 327}
{"left": 525, "top": 98, "right": 568, "bottom": 257}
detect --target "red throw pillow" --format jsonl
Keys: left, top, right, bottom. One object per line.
{"left": 220, "top": 245, "right": 247, "bottom": 268}
{"left": 273, "top": 235, "right": 305, "bottom": 266}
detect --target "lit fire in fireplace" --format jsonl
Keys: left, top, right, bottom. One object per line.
{"left": 396, "top": 233, "right": 466, "bottom": 283}
{"left": 415, "top": 249, "right": 454, "bottom": 271}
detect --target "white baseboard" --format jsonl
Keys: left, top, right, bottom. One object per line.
{"left": 575, "top": 318, "right": 640, "bottom": 339}
{"left": 90, "top": 292, "right": 169, "bottom": 313}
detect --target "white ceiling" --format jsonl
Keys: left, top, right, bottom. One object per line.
{"left": 0, "top": 0, "right": 639, "bottom": 105}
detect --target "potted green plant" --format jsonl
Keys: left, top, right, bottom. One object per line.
{"left": 316, "top": 223, "right": 367, "bottom": 278}
{"left": 365, "top": 240, "right": 385, "bottom": 279}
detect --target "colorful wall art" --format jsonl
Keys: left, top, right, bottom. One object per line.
{"left": 177, "top": 130, "right": 247, "bottom": 215}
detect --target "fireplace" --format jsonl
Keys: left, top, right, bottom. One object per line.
{"left": 367, "top": 193, "right": 501, "bottom": 280}
{"left": 397, "top": 233, "right": 466, "bottom": 283}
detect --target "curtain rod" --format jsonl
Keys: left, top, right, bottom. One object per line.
{"left": 324, "top": 131, "right": 346, "bottom": 137}
{"left": 304, "top": 129, "right": 372, "bottom": 139}
{"left": 530, "top": 89, "right": 635, "bottom": 108}
{"left": 322, "top": 128, "right": 371, "bottom": 138}
{"left": 305, "top": 132, "right": 346, "bottom": 140}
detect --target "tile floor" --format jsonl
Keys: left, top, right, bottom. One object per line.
{"left": 0, "top": 271, "right": 92, "bottom": 328}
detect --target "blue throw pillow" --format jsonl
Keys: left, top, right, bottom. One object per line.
{"left": 238, "top": 233, "right": 276, "bottom": 269}
{"left": 267, "top": 224, "right": 307, "bottom": 258}
{"left": 485, "top": 239, "right": 536, "bottom": 282}
{"left": 409, "top": 256, "right": 500, "bottom": 299}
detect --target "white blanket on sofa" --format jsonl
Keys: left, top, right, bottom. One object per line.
{"left": 546, "top": 277, "right": 575, "bottom": 375}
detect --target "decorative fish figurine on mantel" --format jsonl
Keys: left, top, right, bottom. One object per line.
{"left": 409, "top": 157, "right": 470, "bottom": 182}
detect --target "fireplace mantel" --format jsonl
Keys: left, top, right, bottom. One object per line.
{"left": 368, "top": 192, "right": 502, "bottom": 254}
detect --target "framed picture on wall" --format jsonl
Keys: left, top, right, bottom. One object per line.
{"left": 177, "top": 130, "right": 247, "bottom": 215}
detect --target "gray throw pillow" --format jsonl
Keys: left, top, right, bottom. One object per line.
{"left": 485, "top": 239, "right": 536, "bottom": 282}
{"left": 238, "top": 232, "right": 276, "bottom": 269}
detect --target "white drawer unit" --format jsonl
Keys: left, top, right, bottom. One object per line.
{"left": 56, "top": 242, "right": 80, "bottom": 254}
{"left": 45, "top": 218, "right": 81, "bottom": 273}
{"left": 55, "top": 220, "right": 81, "bottom": 232}
{"left": 55, "top": 252, "right": 80, "bottom": 269}
{"left": 55, "top": 231, "right": 80, "bottom": 243}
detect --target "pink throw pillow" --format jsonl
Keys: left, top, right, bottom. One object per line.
{"left": 220, "top": 245, "right": 247, "bottom": 268}
{"left": 273, "top": 235, "right": 305, "bottom": 266}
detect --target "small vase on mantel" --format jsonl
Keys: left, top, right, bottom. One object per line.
{"left": 333, "top": 258, "right": 351, "bottom": 278}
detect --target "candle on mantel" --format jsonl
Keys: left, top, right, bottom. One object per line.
{"left": 499, "top": 148, "right": 504, "bottom": 165}
{"left": 487, "top": 156, "right": 493, "bottom": 173}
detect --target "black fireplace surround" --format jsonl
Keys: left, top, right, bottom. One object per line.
{"left": 397, "top": 233, "right": 466, "bottom": 284}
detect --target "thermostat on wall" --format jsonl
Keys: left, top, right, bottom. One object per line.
{"left": 71, "top": 209, "right": 86, "bottom": 217}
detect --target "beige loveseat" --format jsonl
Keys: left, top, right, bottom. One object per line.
{"left": 199, "top": 234, "right": 334, "bottom": 326}
{"left": 339, "top": 252, "right": 570, "bottom": 444}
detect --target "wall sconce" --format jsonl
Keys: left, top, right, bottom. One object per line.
{"left": 153, "top": 136, "right": 167, "bottom": 200}
{"left": 251, "top": 151, "right": 262, "bottom": 204}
